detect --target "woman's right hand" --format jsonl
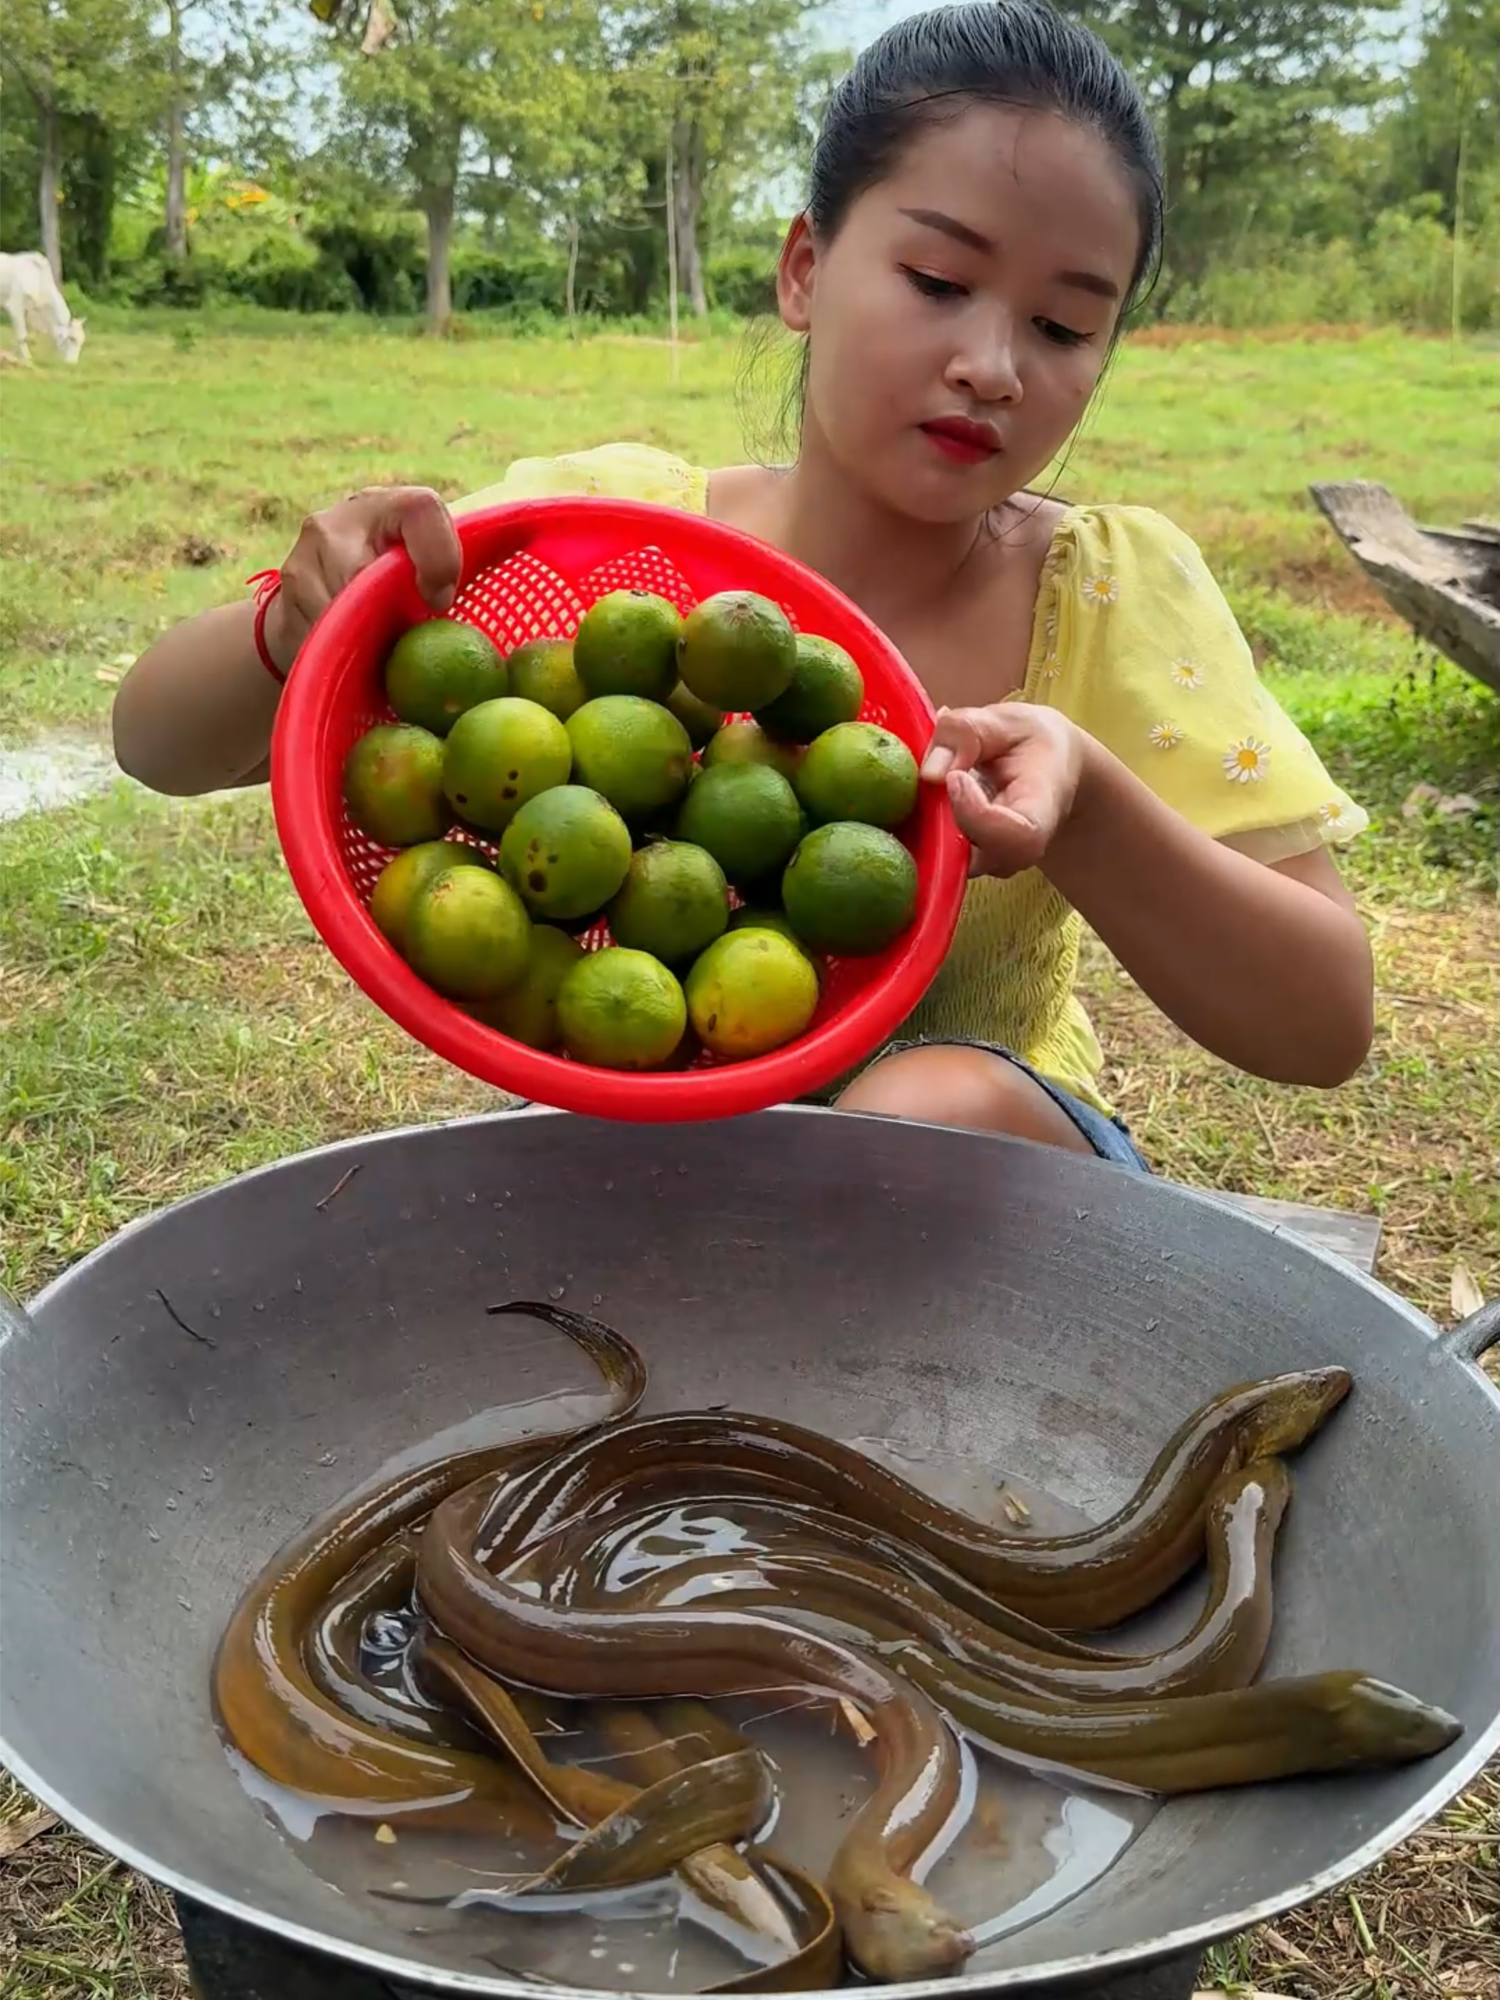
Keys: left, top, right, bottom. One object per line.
{"left": 262, "top": 486, "right": 464, "bottom": 675}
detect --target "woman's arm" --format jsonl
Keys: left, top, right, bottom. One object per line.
{"left": 112, "top": 600, "right": 284, "bottom": 796}
{"left": 113, "top": 487, "right": 461, "bottom": 799}
{"left": 925, "top": 705, "right": 1374, "bottom": 1088}
{"left": 1046, "top": 740, "right": 1372, "bottom": 1085}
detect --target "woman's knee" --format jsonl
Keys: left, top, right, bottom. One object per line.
{"left": 836, "top": 1045, "right": 1093, "bottom": 1152}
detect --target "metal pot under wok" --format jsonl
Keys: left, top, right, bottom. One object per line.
{"left": 2, "top": 1107, "right": 1497, "bottom": 1998}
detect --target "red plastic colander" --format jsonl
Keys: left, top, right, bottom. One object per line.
{"left": 272, "top": 497, "right": 968, "bottom": 1122}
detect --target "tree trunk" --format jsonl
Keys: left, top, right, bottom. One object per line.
{"left": 565, "top": 215, "right": 580, "bottom": 334}
{"left": 671, "top": 116, "right": 708, "bottom": 317}
{"left": 165, "top": 0, "right": 188, "bottom": 262}
{"left": 422, "top": 182, "right": 455, "bottom": 332}
{"left": 70, "top": 113, "right": 118, "bottom": 288}
{"left": 38, "top": 99, "right": 63, "bottom": 281}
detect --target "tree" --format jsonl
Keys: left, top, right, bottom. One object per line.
{"left": 619, "top": 0, "right": 828, "bottom": 317}
{"left": 0, "top": 0, "right": 154, "bottom": 278}
{"left": 1054, "top": 2, "right": 1400, "bottom": 297}
{"left": 336, "top": 0, "right": 592, "bottom": 330}
{"left": 1378, "top": 0, "right": 1499, "bottom": 226}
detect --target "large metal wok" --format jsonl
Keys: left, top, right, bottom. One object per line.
{"left": 2, "top": 1107, "right": 1497, "bottom": 1997}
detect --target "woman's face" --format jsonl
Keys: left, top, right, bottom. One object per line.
{"left": 779, "top": 103, "right": 1141, "bottom": 521}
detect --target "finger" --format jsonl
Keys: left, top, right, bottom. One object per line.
{"left": 946, "top": 769, "right": 1050, "bottom": 877}
{"left": 277, "top": 550, "right": 335, "bottom": 643}
{"left": 921, "top": 705, "right": 1023, "bottom": 782}
{"left": 372, "top": 488, "right": 462, "bottom": 612}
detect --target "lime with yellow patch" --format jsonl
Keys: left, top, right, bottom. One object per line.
{"left": 782, "top": 821, "right": 918, "bottom": 956}
{"left": 685, "top": 930, "right": 819, "bottom": 1061}
{"left": 557, "top": 947, "right": 687, "bottom": 1070}
{"left": 371, "top": 840, "right": 491, "bottom": 953}
{"left": 384, "top": 620, "right": 508, "bottom": 736}
{"left": 442, "top": 697, "right": 572, "bottom": 833}
{"left": 506, "top": 638, "right": 587, "bottom": 721}
{"left": 343, "top": 723, "right": 449, "bottom": 847}
{"left": 405, "top": 867, "right": 533, "bottom": 1000}
{"left": 728, "top": 905, "right": 820, "bottom": 973}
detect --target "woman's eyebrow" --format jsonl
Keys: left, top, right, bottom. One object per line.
{"left": 899, "top": 206, "right": 992, "bottom": 254}
{"left": 898, "top": 206, "right": 1120, "bottom": 300}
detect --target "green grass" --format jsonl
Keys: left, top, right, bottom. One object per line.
{"left": 1, "top": 322, "right": 1496, "bottom": 1996}
{"left": 2, "top": 323, "right": 1495, "bottom": 737}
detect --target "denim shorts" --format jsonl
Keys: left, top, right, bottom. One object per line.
{"left": 874, "top": 1038, "right": 1151, "bottom": 1173}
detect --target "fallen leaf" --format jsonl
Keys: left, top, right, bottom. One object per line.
{"left": 0, "top": 1808, "right": 59, "bottom": 1861}
{"left": 1450, "top": 1263, "right": 1484, "bottom": 1321}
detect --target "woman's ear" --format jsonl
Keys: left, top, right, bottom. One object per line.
{"left": 776, "top": 214, "right": 818, "bottom": 332}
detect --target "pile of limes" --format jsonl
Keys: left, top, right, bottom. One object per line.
{"left": 341, "top": 587, "right": 922, "bottom": 1072}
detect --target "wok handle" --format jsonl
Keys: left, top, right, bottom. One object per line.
{"left": 1441, "top": 1297, "right": 1500, "bottom": 1366}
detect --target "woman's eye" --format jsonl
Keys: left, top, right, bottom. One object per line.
{"left": 902, "top": 267, "right": 967, "bottom": 300}
{"left": 1036, "top": 317, "right": 1090, "bottom": 347}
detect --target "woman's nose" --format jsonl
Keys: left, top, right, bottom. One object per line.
{"left": 946, "top": 316, "right": 1024, "bottom": 405}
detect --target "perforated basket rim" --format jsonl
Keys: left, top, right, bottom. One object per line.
{"left": 271, "top": 496, "right": 969, "bottom": 1123}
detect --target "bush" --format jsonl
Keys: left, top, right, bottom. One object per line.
{"left": 450, "top": 243, "right": 569, "bottom": 314}
{"left": 1165, "top": 205, "right": 1499, "bottom": 333}
{"left": 706, "top": 245, "right": 776, "bottom": 316}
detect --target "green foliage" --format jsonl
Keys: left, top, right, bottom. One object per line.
{"left": 1, "top": 0, "right": 1496, "bottom": 333}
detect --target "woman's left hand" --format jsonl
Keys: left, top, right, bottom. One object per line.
{"left": 921, "top": 703, "right": 1088, "bottom": 878}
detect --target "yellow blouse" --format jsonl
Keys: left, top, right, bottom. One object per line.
{"left": 460, "top": 443, "right": 1368, "bottom": 1112}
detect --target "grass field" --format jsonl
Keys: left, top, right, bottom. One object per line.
{"left": 1, "top": 323, "right": 1497, "bottom": 1997}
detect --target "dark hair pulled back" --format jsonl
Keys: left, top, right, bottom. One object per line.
{"left": 810, "top": 1, "right": 1163, "bottom": 313}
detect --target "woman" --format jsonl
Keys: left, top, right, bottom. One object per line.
{"left": 113, "top": 1, "right": 1374, "bottom": 1168}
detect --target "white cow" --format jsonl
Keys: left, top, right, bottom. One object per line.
{"left": 0, "top": 251, "right": 86, "bottom": 365}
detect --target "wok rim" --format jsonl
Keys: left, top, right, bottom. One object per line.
{"left": 4, "top": 1106, "right": 1499, "bottom": 1996}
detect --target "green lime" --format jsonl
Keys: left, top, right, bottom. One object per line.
{"left": 573, "top": 591, "right": 682, "bottom": 702}
{"left": 702, "top": 719, "right": 803, "bottom": 782}
{"left": 498, "top": 785, "right": 633, "bottom": 922}
{"left": 782, "top": 822, "right": 918, "bottom": 956}
{"left": 685, "top": 931, "right": 819, "bottom": 1061}
{"left": 676, "top": 762, "right": 804, "bottom": 888}
{"left": 441, "top": 697, "right": 572, "bottom": 834}
{"left": 557, "top": 947, "right": 687, "bottom": 1070}
{"left": 406, "top": 867, "right": 532, "bottom": 1000}
{"left": 384, "top": 620, "right": 508, "bottom": 737}
{"left": 343, "top": 724, "right": 449, "bottom": 847}
{"left": 371, "top": 840, "right": 491, "bottom": 953}
{"left": 467, "top": 925, "right": 583, "bottom": 1049}
{"left": 607, "top": 840, "right": 729, "bottom": 966}
{"left": 666, "top": 681, "right": 725, "bottom": 749}
{"left": 756, "top": 633, "right": 865, "bottom": 742}
{"left": 677, "top": 591, "right": 797, "bottom": 712}
{"left": 566, "top": 695, "right": 693, "bottom": 824}
{"left": 506, "top": 638, "right": 586, "bottom": 721}
{"left": 795, "top": 722, "right": 919, "bottom": 829}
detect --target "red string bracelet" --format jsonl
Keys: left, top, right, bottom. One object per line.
{"left": 246, "top": 569, "right": 286, "bottom": 685}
